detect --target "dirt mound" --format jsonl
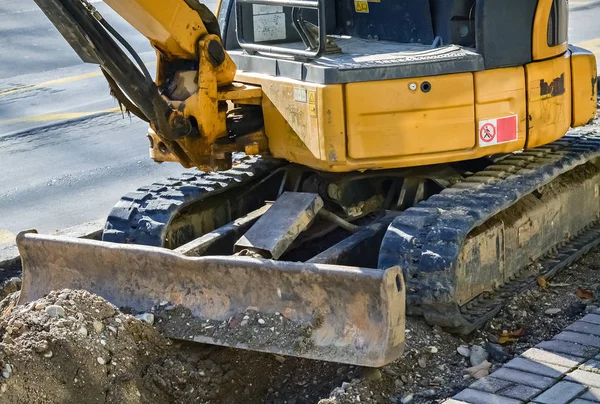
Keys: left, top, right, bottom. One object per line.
{"left": 0, "top": 289, "right": 222, "bottom": 404}
{"left": 4, "top": 178, "right": 600, "bottom": 404}
{"left": 0, "top": 272, "right": 596, "bottom": 404}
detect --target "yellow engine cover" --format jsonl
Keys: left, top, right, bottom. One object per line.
{"left": 236, "top": 48, "right": 597, "bottom": 173}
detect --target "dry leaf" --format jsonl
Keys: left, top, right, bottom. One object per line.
{"left": 507, "top": 328, "right": 525, "bottom": 337}
{"left": 547, "top": 282, "right": 570, "bottom": 287}
{"left": 498, "top": 328, "right": 526, "bottom": 345}
{"left": 498, "top": 335, "right": 519, "bottom": 345}
{"left": 537, "top": 276, "right": 548, "bottom": 289}
{"left": 576, "top": 288, "right": 594, "bottom": 300}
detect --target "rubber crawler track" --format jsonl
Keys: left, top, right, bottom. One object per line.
{"left": 378, "top": 130, "right": 600, "bottom": 334}
{"left": 102, "top": 155, "right": 285, "bottom": 246}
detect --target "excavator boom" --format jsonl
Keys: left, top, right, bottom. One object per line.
{"left": 33, "top": 0, "right": 258, "bottom": 171}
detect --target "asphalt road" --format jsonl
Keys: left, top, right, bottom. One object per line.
{"left": 0, "top": 0, "right": 216, "bottom": 240}
{"left": 0, "top": 0, "right": 599, "bottom": 242}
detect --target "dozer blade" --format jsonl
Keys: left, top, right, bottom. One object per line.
{"left": 16, "top": 232, "right": 405, "bottom": 367}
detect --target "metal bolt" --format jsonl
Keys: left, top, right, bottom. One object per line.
{"left": 409, "top": 83, "right": 418, "bottom": 91}
{"left": 171, "top": 115, "right": 192, "bottom": 137}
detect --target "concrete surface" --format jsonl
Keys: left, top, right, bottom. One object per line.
{"left": 0, "top": 1, "right": 217, "bottom": 238}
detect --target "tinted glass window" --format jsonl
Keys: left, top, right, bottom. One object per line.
{"left": 547, "top": 0, "right": 568, "bottom": 47}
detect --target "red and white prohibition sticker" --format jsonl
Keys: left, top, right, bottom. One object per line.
{"left": 478, "top": 115, "right": 518, "bottom": 147}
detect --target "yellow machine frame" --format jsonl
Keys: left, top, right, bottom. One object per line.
{"left": 103, "top": 0, "right": 597, "bottom": 173}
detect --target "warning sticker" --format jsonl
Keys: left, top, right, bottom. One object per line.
{"left": 294, "top": 87, "right": 307, "bottom": 103}
{"left": 479, "top": 123, "right": 496, "bottom": 143}
{"left": 478, "top": 115, "right": 518, "bottom": 147}
{"left": 252, "top": 5, "right": 286, "bottom": 42}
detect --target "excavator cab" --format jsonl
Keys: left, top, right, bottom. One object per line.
{"left": 16, "top": 0, "right": 599, "bottom": 368}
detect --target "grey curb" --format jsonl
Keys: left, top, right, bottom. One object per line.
{"left": 445, "top": 304, "right": 600, "bottom": 403}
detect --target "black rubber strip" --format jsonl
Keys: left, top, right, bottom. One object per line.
{"left": 102, "top": 155, "right": 284, "bottom": 247}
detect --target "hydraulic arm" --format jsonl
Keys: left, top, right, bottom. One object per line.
{"left": 34, "top": 0, "right": 264, "bottom": 170}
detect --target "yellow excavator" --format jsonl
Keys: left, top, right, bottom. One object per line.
{"left": 16, "top": 0, "right": 598, "bottom": 367}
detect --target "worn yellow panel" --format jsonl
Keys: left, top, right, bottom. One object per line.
{"left": 570, "top": 46, "right": 598, "bottom": 127}
{"left": 345, "top": 74, "right": 475, "bottom": 159}
{"left": 236, "top": 72, "right": 346, "bottom": 167}
{"left": 236, "top": 71, "right": 529, "bottom": 172}
{"left": 318, "top": 85, "right": 347, "bottom": 164}
{"left": 104, "top": 0, "right": 208, "bottom": 59}
{"left": 235, "top": 68, "right": 559, "bottom": 173}
{"left": 474, "top": 67, "right": 527, "bottom": 153}
{"left": 525, "top": 51, "right": 572, "bottom": 149}
{"left": 532, "top": 0, "right": 568, "bottom": 61}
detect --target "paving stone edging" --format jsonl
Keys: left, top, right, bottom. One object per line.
{"left": 0, "top": 219, "right": 105, "bottom": 274}
{"left": 445, "top": 312, "right": 600, "bottom": 403}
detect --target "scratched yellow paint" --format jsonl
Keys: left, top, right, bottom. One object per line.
{"left": 0, "top": 107, "right": 122, "bottom": 124}
{"left": 0, "top": 61, "right": 156, "bottom": 97}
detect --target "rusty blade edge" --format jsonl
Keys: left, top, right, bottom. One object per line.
{"left": 16, "top": 232, "right": 406, "bottom": 367}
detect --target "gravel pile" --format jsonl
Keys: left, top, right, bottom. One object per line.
{"left": 153, "top": 305, "right": 315, "bottom": 355}
{"left": 0, "top": 289, "right": 228, "bottom": 404}
{"left": 2, "top": 253, "right": 599, "bottom": 404}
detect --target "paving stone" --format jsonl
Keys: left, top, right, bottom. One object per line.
{"left": 554, "top": 331, "right": 600, "bottom": 349}
{"left": 580, "top": 387, "right": 600, "bottom": 402}
{"left": 568, "top": 322, "right": 600, "bottom": 337}
{"left": 581, "top": 314, "right": 600, "bottom": 326}
{"left": 521, "top": 347, "right": 584, "bottom": 368}
{"left": 498, "top": 384, "right": 541, "bottom": 401}
{"left": 536, "top": 340, "right": 598, "bottom": 358}
{"left": 454, "top": 388, "right": 522, "bottom": 404}
{"left": 566, "top": 369, "right": 600, "bottom": 388}
{"left": 451, "top": 309, "right": 600, "bottom": 404}
{"left": 503, "top": 357, "right": 569, "bottom": 378}
{"left": 469, "top": 377, "right": 513, "bottom": 393}
{"left": 488, "top": 367, "right": 556, "bottom": 389}
{"left": 582, "top": 360, "right": 600, "bottom": 374}
{"left": 532, "top": 381, "right": 587, "bottom": 403}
